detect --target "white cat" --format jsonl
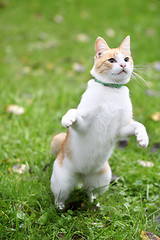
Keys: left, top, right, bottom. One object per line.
{"left": 50, "top": 36, "right": 149, "bottom": 209}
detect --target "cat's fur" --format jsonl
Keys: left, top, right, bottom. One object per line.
{"left": 50, "top": 36, "right": 149, "bottom": 209}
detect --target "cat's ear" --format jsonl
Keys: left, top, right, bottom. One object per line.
{"left": 95, "top": 37, "right": 110, "bottom": 58}
{"left": 119, "top": 36, "right": 131, "bottom": 55}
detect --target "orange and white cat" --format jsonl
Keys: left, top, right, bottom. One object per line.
{"left": 50, "top": 36, "right": 149, "bottom": 209}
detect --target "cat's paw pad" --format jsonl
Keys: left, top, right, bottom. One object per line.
{"left": 61, "top": 109, "right": 77, "bottom": 128}
{"left": 135, "top": 128, "right": 149, "bottom": 148}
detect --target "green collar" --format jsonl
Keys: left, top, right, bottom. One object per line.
{"left": 94, "top": 78, "right": 123, "bottom": 89}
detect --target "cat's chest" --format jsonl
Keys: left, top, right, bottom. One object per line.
{"left": 79, "top": 85, "right": 132, "bottom": 129}
{"left": 95, "top": 89, "right": 131, "bottom": 120}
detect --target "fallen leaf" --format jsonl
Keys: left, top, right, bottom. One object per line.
{"left": 72, "top": 63, "right": 85, "bottom": 73}
{"left": 137, "top": 160, "right": 154, "bottom": 168}
{"left": 7, "top": 168, "right": 12, "bottom": 173}
{"left": 80, "top": 10, "right": 89, "bottom": 19}
{"left": 21, "top": 66, "right": 31, "bottom": 74}
{"left": 21, "top": 92, "right": 34, "bottom": 100}
{"left": 45, "top": 63, "right": 54, "bottom": 70}
{"left": 44, "top": 41, "right": 56, "bottom": 49}
{"left": 12, "top": 164, "right": 29, "bottom": 174}
{"left": 21, "top": 57, "right": 29, "bottom": 64}
{"left": 151, "top": 112, "right": 160, "bottom": 121}
{"left": 6, "top": 105, "right": 25, "bottom": 115}
{"left": 37, "top": 32, "right": 48, "bottom": 41}
{"left": 141, "top": 230, "right": 160, "bottom": 240}
{"left": 33, "top": 69, "right": 44, "bottom": 76}
{"left": 105, "top": 28, "right": 115, "bottom": 38}
{"left": 146, "top": 28, "right": 155, "bottom": 36}
{"left": 34, "top": 13, "right": 42, "bottom": 19}
{"left": 146, "top": 89, "right": 160, "bottom": 97}
{"left": 153, "top": 62, "right": 160, "bottom": 72}
{"left": 76, "top": 33, "right": 89, "bottom": 42}
{"left": 53, "top": 14, "right": 64, "bottom": 23}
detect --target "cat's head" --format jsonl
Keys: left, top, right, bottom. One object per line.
{"left": 90, "top": 36, "right": 133, "bottom": 85}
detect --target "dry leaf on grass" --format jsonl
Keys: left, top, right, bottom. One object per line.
{"left": 37, "top": 32, "right": 48, "bottom": 41}
{"left": 76, "top": 33, "right": 89, "bottom": 42}
{"left": 6, "top": 105, "right": 25, "bottom": 115}
{"left": 141, "top": 230, "right": 160, "bottom": 240}
{"left": 12, "top": 164, "right": 29, "bottom": 174}
{"left": 53, "top": 15, "right": 64, "bottom": 23}
{"left": 137, "top": 160, "right": 154, "bottom": 167}
{"left": 72, "top": 63, "right": 85, "bottom": 73}
{"left": 45, "top": 63, "right": 54, "bottom": 70}
{"left": 21, "top": 66, "right": 31, "bottom": 74}
{"left": 44, "top": 41, "right": 57, "bottom": 49}
{"left": 153, "top": 62, "right": 160, "bottom": 72}
{"left": 105, "top": 28, "right": 115, "bottom": 38}
{"left": 146, "top": 89, "right": 160, "bottom": 97}
{"left": 80, "top": 11, "right": 89, "bottom": 19}
{"left": 151, "top": 112, "right": 160, "bottom": 121}
{"left": 146, "top": 28, "right": 155, "bottom": 36}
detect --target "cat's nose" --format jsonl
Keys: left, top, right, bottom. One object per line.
{"left": 120, "top": 64, "right": 126, "bottom": 68}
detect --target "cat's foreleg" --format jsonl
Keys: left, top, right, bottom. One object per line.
{"left": 61, "top": 109, "right": 88, "bottom": 131}
{"left": 119, "top": 120, "right": 149, "bottom": 148}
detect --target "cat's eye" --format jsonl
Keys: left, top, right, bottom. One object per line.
{"left": 124, "top": 57, "right": 129, "bottom": 62}
{"left": 108, "top": 58, "right": 116, "bottom": 63}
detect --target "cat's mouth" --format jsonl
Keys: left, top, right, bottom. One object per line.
{"left": 118, "top": 70, "right": 127, "bottom": 75}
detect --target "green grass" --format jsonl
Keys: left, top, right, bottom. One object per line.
{"left": 0, "top": 0, "right": 160, "bottom": 239}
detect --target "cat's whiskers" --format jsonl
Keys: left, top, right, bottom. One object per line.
{"left": 132, "top": 70, "right": 150, "bottom": 88}
{"left": 131, "top": 73, "right": 143, "bottom": 87}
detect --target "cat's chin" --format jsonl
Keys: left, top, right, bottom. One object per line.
{"left": 90, "top": 67, "right": 131, "bottom": 85}
{"left": 111, "top": 73, "right": 131, "bottom": 84}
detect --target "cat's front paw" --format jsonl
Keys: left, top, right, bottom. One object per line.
{"left": 135, "top": 126, "right": 149, "bottom": 148}
{"left": 61, "top": 109, "right": 77, "bottom": 128}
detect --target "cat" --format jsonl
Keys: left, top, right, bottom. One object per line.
{"left": 50, "top": 36, "right": 149, "bottom": 210}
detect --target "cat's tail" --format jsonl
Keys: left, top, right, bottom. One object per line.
{"left": 50, "top": 132, "right": 66, "bottom": 156}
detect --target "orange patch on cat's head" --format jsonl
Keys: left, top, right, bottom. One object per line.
{"left": 95, "top": 49, "right": 120, "bottom": 72}
{"left": 94, "top": 36, "right": 133, "bottom": 74}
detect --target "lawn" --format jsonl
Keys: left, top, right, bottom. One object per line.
{"left": 0, "top": 0, "right": 160, "bottom": 239}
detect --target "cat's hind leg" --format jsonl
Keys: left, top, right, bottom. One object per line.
{"left": 83, "top": 161, "right": 112, "bottom": 202}
{"left": 51, "top": 158, "right": 78, "bottom": 210}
